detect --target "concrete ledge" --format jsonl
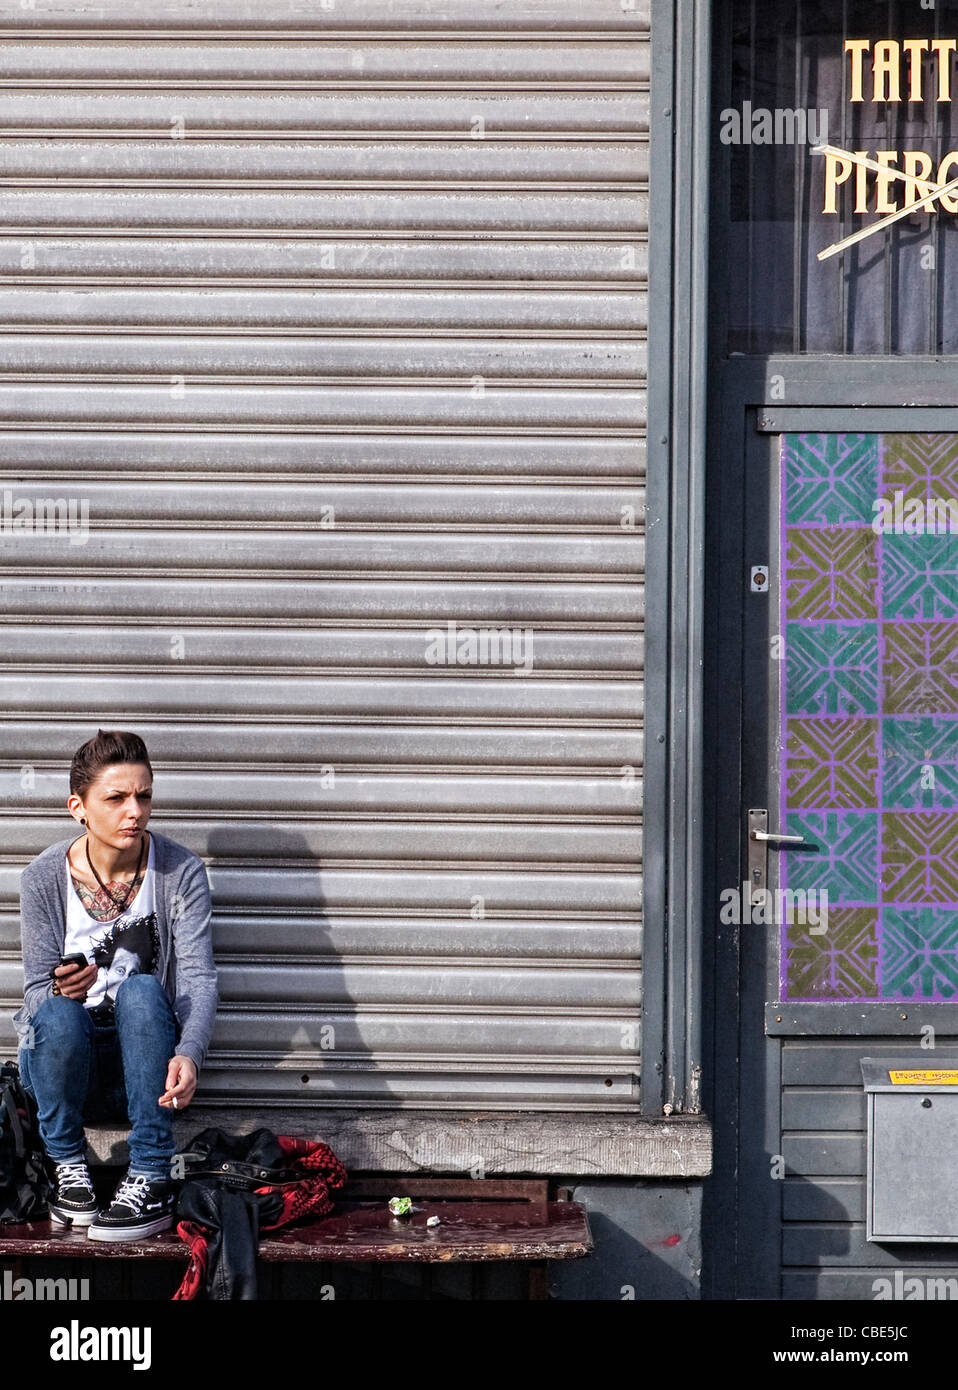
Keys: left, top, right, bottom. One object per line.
{"left": 83, "top": 1110, "right": 712, "bottom": 1178}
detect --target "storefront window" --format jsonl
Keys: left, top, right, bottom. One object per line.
{"left": 722, "top": 0, "right": 958, "bottom": 353}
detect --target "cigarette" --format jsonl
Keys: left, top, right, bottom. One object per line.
{"left": 172, "top": 1096, "right": 179, "bottom": 1109}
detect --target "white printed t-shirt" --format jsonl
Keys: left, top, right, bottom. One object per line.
{"left": 63, "top": 836, "right": 159, "bottom": 1011}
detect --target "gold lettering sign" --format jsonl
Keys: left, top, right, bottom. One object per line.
{"left": 844, "top": 38, "right": 957, "bottom": 103}
{"left": 818, "top": 37, "right": 958, "bottom": 257}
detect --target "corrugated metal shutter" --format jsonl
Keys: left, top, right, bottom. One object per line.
{"left": 0, "top": 0, "right": 646, "bottom": 1110}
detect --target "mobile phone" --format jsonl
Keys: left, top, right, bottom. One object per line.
{"left": 49, "top": 952, "right": 88, "bottom": 978}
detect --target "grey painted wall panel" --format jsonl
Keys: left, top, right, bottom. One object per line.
{"left": 784, "top": 1270, "right": 958, "bottom": 1299}
{"left": 782, "top": 1041, "right": 940, "bottom": 1086}
{"left": 205, "top": 866, "right": 643, "bottom": 913}
{"left": 781, "top": 1134, "right": 865, "bottom": 1177}
{"left": 0, "top": 673, "right": 644, "bottom": 718}
{"left": 0, "top": 577, "right": 645, "bottom": 621}
{"left": 0, "top": 188, "right": 648, "bottom": 231}
{"left": 196, "top": 1009, "right": 640, "bottom": 1058}
{"left": 0, "top": 909, "right": 642, "bottom": 958}
{"left": 779, "top": 1041, "right": 958, "bottom": 1293}
{"left": 0, "top": 286, "right": 644, "bottom": 328}
{"left": 0, "top": 90, "right": 648, "bottom": 129}
{"left": 0, "top": 724, "right": 644, "bottom": 768}
{"left": 0, "top": 0, "right": 649, "bottom": 30}
{"left": 782, "top": 1088, "right": 866, "bottom": 1131}
{"left": 156, "top": 1067, "right": 638, "bottom": 1110}
{"left": 0, "top": 431, "right": 646, "bottom": 477}
{"left": 0, "top": 383, "right": 645, "bottom": 428}
{"left": 3, "top": 819, "right": 644, "bottom": 864}
{"left": 0, "top": 2, "right": 645, "bottom": 1109}
{"left": 0, "top": 480, "right": 643, "bottom": 524}
{"left": 783, "top": 1225, "right": 958, "bottom": 1269}
{"left": 0, "top": 1001, "right": 641, "bottom": 1064}
{"left": 0, "top": 529, "right": 646, "bottom": 571}
{"left": 1, "top": 771, "right": 645, "bottom": 816}
{"left": 13, "top": 862, "right": 626, "bottom": 906}
{"left": 0, "top": 627, "right": 644, "bottom": 670}
{"left": 0, "top": 139, "right": 648, "bottom": 183}
{"left": 0, "top": 1039, "right": 638, "bottom": 1109}
{"left": 0, "top": 238, "right": 648, "bottom": 282}
{"left": 552, "top": 1180, "right": 701, "bottom": 1299}
{"left": 0, "top": 960, "right": 641, "bottom": 1008}
{"left": 0, "top": 40, "right": 648, "bottom": 83}
{"left": 0, "top": 335, "right": 646, "bottom": 378}
{"left": 781, "top": 1178, "right": 865, "bottom": 1224}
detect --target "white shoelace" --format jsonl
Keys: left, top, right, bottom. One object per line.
{"left": 111, "top": 1174, "right": 152, "bottom": 1214}
{"left": 55, "top": 1160, "right": 94, "bottom": 1197}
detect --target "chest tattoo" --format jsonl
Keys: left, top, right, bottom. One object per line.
{"left": 71, "top": 871, "right": 147, "bottom": 923}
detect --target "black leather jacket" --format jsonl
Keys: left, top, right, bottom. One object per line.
{"left": 172, "top": 1128, "right": 347, "bottom": 1300}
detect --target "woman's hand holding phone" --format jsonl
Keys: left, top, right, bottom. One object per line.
{"left": 51, "top": 955, "right": 98, "bottom": 1001}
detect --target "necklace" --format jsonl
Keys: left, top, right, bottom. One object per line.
{"left": 85, "top": 833, "right": 146, "bottom": 914}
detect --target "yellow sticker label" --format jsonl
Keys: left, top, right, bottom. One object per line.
{"left": 889, "top": 1070, "right": 958, "bottom": 1084}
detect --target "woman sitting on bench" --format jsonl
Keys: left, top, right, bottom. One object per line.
{"left": 14, "top": 729, "right": 218, "bottom": 1241}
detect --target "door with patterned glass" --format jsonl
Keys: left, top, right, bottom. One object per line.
{"left": 717, "top": 423, "right": 958, "bottom": 1301}
{"left": 766, "top": 432, "right": 958, "bottom": 1011}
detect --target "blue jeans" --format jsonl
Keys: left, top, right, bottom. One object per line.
{"left": 19, "top": 973, "right": 177, "bottom": 1178}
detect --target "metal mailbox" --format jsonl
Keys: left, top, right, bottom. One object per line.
{"left": 862, "top": 1058, "right": 958, "bottom": 1243}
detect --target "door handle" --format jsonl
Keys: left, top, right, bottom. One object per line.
{"left": 747, "top": 809, "right": 804, "bottom": 895}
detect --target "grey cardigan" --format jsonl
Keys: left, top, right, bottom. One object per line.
{"left": 14, "top": 830, "right": 218, "bottom": 1072}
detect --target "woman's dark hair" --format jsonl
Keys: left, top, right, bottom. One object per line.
{"left": 70, "top": 730, "right": 153, "bottom": 798}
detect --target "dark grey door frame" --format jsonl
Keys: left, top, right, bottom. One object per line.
{"left": 697, "top": 0, "right": 958, "bottom": 1300}
{"left": 703, "top": 359, "right": 958, "bottom": 1298}
{"left": 645, "top": 0, "right": 712, "bottom": 1116}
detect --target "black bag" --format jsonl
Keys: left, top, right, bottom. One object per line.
{"left": 0, "top": 1061, "right": 51, "bottom": 1223}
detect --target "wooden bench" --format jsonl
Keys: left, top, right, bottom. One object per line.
{"left": 0, "top": 1176, "right": 593, "bottom": 1300}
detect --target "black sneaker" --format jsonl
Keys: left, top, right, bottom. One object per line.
{"left": 87, "top": 1172, "right": 176, "bottom": 1242}
{"left": 50, "top": 1158, "right": 99, "bottom": 1227}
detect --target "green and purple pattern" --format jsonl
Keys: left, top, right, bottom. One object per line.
{"left": 781, "top": 433, "right": 958, "bottom": 1000}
